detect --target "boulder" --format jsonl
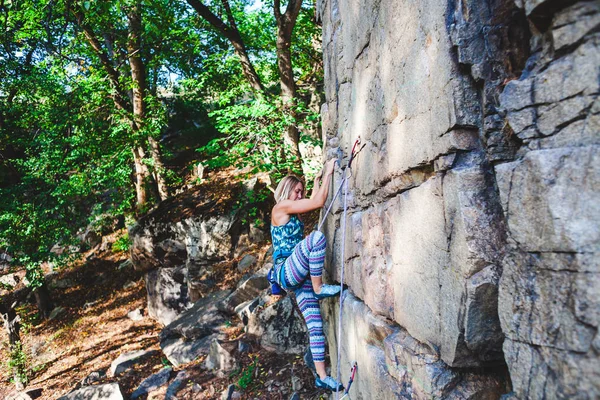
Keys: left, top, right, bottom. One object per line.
{"left": 127, "top": 308, "right": 144, "bottom": 322}
{"left": 146, "top": 265, "right": 191, "bottom": 326}
{"left": 237, "top": 254, "right": 257, "bottom": 272}
{"left": 57, "top": 383, "right": 124, "bottom": 400}
{"left": 246, "top": 293, "right": 307, "bottom": 354}
{"left": 109, "top": 350, "right": 158, "bottom": 377}
{"left": 159, "top": 290, "right": 231, "bottom": 366}
{"left": 131, "top": 368, "right": 172, "bottom": 399}
{"left": 80, "top": 370, "right": 105, "bottom": 387}
{"left": 219, "top": 268, "right": 269, "bottom": 313}
{"left": 204, "top": 338, "right": 239, "bottom": 372}
{"left": 165, "top": 371, "right": 190, "bottom": 400}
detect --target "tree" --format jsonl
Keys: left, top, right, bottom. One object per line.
{"left": 186, "top": 0, "right": 265, "bottom": 93}
{"left": 185, "top": 0, "right": 320, "bottom": 173}
{"left": 69, "top": 0, "right": 171, "bottom": 208}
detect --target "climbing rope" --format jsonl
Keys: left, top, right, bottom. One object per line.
{"left": 316, "top": 137, "right": 364, "bottom": 399}
{"left": 335, "top": 168, "right": 350, "bottom": 400}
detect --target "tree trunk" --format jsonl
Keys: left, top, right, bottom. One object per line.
{"left": 147, "top": 136, "right": 169, "bottom": 200}
{"left": 34, "top": 284, "right": 54, "bottom": 320}
{"left": 0, "top": 302, "right": 20, "bottom": 347}
{"left": 132, "top": 147, "right": 148, "bottom": 207}
{"left": 0, "top": 302, "right": 24, "bottom": 390}
{"left": 127, "top": 1, "right": 169, "bottom": 202}
{"left": 274, "top": 0, "right": 304, "bottom": 173}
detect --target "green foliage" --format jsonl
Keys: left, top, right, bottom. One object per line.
{"left": 0, "top": 0, "right": 323, "bottom": 296}
{"left": 15, "top": 304, "right": 40, "bottom": 335}
{"left": 7, "top": 341, "right": 29, "bottom": 386}
{"left": 237, "top": 355, "right": 259, "bottom": 390}
{"left": 112, "top": 232, "right": 131, "bottom": 253}
{"left": 197, "top": 98, "right": 320, "bottom": 180}
{"left": 235, "top": 184, "right": 271, "bottom": 227}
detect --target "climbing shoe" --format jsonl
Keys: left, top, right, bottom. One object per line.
{"left": 316, "top": 376, "right": 344, "bottom": 392}
{"left": 314, "top": 284, "right": 342, "bottom": 300}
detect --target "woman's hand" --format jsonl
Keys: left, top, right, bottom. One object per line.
{"left": 324, "top": 158, "right": 337, "bottom": 176}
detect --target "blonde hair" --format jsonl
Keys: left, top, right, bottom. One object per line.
{"left": 274, "top": 175, "right": 304, "bottom": 203}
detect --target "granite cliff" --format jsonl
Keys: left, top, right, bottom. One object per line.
{"left": 317, "top": 0, "right": 599, "bottom": 398}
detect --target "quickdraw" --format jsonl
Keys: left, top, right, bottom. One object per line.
{"left": 339, "top": 362, "right": 358, "bottom": 399}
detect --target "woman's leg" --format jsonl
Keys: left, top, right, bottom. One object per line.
{"left": 281, "top": 231, "right": 327, "bottom": 291}
{"left": 294, "top": 279, "right": 328, "bottom": 379}
{"left": 282, "top": 232, "right": 343, "bottom": 390}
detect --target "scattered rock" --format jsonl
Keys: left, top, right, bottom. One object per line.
{"left": 221, "top": 384, "right": 236, "bottom": 400}
{"left": 249, "top": 224, "right": 266, "bottom": 243}
{"left": 122, "top": 280, "right": 136, "bottom": 290}
{"left": 127, "top": 308, "right": 144, "bottom": 321}
{"left": 131, "top": 367, "right": 172, "bottom": 399}
{"left": 0, "top": 273, "right": 19, "bottom": 289}
{"left": 235, "top": 297, "right": 260, "bottom": 326}
{"left": 118, "top": 259, "right": 133, "bottom": 270}
{"left": 58, "top": 382, "right": 124, "bottom": 400}
{"left": 291, "top": 375, "right": 303, "bottom": 392}
{"left": 83, "top": 299, "right": 101, "bottom": 310}
{"left": 237, "top": 254, "right": 257, "bottom": 272}
{"left": 0, "top": 252, "right": 13, "bottom": 263}
{"left": 192, "top": 383, "right": 203, "bottom": 393}
{"left": 24, "top": 389, "right": 42, "bottom": 399}
{"left": 161, "top": 334, "right": 219, "bottom": 367}
{"left": 165, "top": 370, "right": 190, "bottom": 400}
{"left": 30, "top": 340, "right": 46, "bottom": 358}
{"left": 48, "top": 307, "right": 65, "bottom": 320}
{"left": 109, "top": 350, "right": 158, "bottom": 377}
{"left": 51, "top": 278, "right": 75, "bottom": 289}
{"left": 231, "top": 391, "right": 242, "bottom": 400}
{"left": 6, "top": 391, "right": 32, "bottom": 400}
{"left": 207, "top": 385, "right": 216, "bottom": 396}
{"left": 204, "top": 338, "right": 239, "bottom": 372}
{"left": 80, "top": 370, "right": 106, "bottom": 386}
{"left": 238, "top": 340, "right": 250, "bottom": 353}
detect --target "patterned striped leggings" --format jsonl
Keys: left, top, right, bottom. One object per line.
{"left": 277, "top": 230, "right": 327, "bottom": 362}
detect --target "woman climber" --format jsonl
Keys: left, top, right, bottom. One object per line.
{"left": 269, "top": 158, "right": 344, "bottom": 392}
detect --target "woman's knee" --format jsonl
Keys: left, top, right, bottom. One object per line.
{"left": 308, "top": 230, "right": 326, "bottom": 248}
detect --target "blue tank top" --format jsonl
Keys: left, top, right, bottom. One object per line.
{"left": 270, "top": 215, "right": 304, "bottom": 263}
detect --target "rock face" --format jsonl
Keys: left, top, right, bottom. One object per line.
{"left": 318, "top": 0, "right": 598, "bottom": 398}
{"left": 129, "top": 181, "right": 271, "bottom": 325}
